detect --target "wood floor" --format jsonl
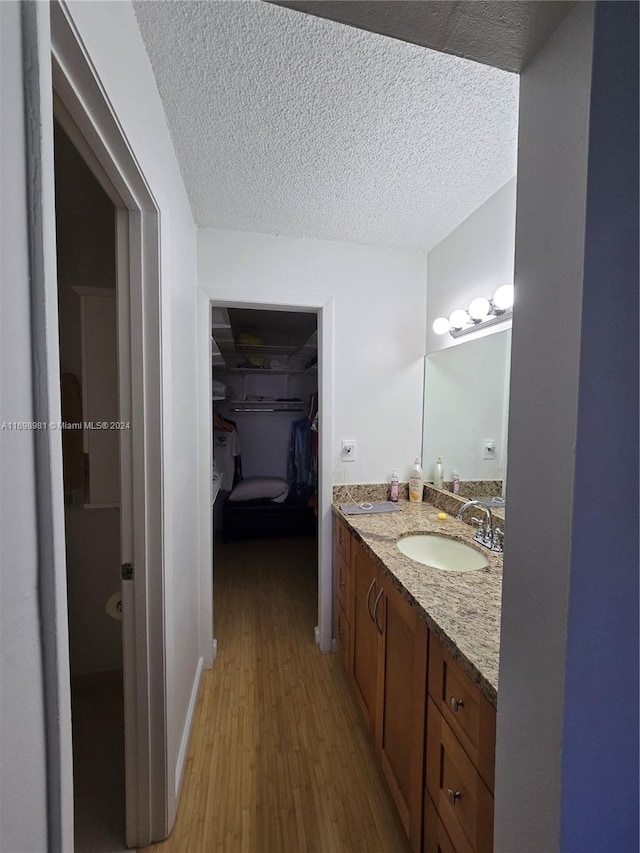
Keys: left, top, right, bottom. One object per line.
{"left": 143, "top": 535, "right": 410, "bottom": 853}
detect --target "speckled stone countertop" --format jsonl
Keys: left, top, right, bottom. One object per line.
{"left": 334, "top": 499, "right": 502, "bottom": 707}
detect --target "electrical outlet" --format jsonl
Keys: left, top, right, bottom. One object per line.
{"left": 342, "top": 440, "right": 357, "bottom": 462}
{"left": 483, "top": 440, "right": 497, "bottom": 461}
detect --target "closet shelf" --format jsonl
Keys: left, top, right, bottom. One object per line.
{"left": 215, "top": 365, "right": 317, "bottom": 376}
{"left": 229, "top": 403, "right": 304, "bottom": 414}
{"left": 219, "top": 398, "right": 307, "bottom": 413}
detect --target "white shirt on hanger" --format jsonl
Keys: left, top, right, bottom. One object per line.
{"left": 214, "top": 427, "right": 240, "bottom": 490}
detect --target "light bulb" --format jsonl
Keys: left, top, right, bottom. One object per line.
{"left": 432, "top": 317, "right": 450, "bottom": 335}
{"left": 449, "top": 309, "right": 469, "bottom": 330}
{"left": 468, "top": 297, "right": 491, "bottom": 321}
{"left": 493, "top": 284, "right": 514, "bottom": 311}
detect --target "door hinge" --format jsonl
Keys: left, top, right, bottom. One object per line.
{"left": 121, "top": 562, "right": 134, "bottom": 581}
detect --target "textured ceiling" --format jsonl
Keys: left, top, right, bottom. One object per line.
{"left": 134, "top": 0, "right": 518, "bottom": 250}
{"left": 272, "top": 1, "right": 574, "bottom": 74}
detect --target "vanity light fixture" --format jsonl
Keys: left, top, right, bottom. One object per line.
{"left": 432, "top": 284, "right": 514, "bottom": 338}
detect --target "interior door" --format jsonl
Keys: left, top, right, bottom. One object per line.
{"left": 115, "top": 210, "right": 138, "bottom": 845}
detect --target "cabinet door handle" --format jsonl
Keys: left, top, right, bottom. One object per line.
{"left": 339, "top": 579, "right": 346, "bottom": 588}
{"left": 366, "top": 578, "right": 377, "bottom": 622}
{"left": 373, "top": 588, "right": 384, "bottom": 634}
{"left": 449, "top": 696, "right": 465, "bottom": 713}
{"left": 447, "top": 788, "right": 462, "bottom": 806}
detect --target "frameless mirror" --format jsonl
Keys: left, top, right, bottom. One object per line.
{"left": 422, "top": 329, "right": 511, "bottom": 503}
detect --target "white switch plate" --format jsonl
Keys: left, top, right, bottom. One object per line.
{"left": 342, "top": 440, "right": 356, "bottom": 462}
{"left": 483, "top": 440, "right": 497, "bottom": 460}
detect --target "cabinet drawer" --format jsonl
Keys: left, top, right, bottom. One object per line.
{"left": 428, "top": 634, "right": 496, "bottom": 792}
{"left": 334, "top": 514, "right": 351, "bottom": 565}
{"left": 426, "top": 698, "right": 493, "bottom": 853}
{"left": 423, "top": 792, "right": 456, "bottom": 853}
{"left": 335, "top": 597, "right": 350, "bottom": 672}
{"left": 335, "top": 550, "right": 350, "bottom": 609}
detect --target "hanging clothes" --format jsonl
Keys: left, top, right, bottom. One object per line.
{"left": 288, "top": 396, "right": 318, "bottom": 503}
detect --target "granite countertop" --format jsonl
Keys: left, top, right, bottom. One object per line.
{"left": 334, "top": 498, "right": 502, "bottom": 707}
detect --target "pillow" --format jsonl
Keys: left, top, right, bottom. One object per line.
{"left": 228, "top": 477, "right": 288, "bottom": 502}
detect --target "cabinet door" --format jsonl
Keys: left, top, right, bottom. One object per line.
{"left": 376, "top": 574, "right": 428, "bottom": 852}
{"left": 350, "top": 540, "right": 379, "bottom": 733}
{"left": 335, "top": 597, "right": 350, "bottom": 672}
{"left": 76, "top": 287, "right": 119, "bottom": 506}
{"left": 335, "top": 551, "right": 350, "bottom": 611}
{"left": 334, "top": 514, "right": 351, "bottom": 565}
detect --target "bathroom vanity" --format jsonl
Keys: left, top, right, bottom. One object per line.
{"left": 333, "top": 499, "right": 501, "bottom": 853}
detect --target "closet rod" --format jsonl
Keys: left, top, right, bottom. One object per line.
{"left": 228, "top": 407, "right": 304, "bottom": 413}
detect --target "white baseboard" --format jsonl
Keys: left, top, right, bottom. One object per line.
{"left": 331, "top": 637, "right": 337, "bottom": 653}
{"left": 174, "top": 655, "right": 204, "bottom": 798}
{"left": 314, "top": 625, "right": 320, "bottom": 645}
{"left": 212, "top": 638, "right": 218, "bottom": 663}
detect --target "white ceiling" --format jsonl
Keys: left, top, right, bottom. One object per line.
{"left": 133, "top": 0, "right": 519, "bottom": 251}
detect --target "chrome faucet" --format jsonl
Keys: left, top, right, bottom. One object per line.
{"left": 456, "top": 500, "right": 504, "bottom": 552}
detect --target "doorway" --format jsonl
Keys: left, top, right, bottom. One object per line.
{"left": 212, "top": 306, "right": 319, "bottom": 646}
{"left": 54, "top": 120, "right": 127, "bottom": 851}
{"left": 200, "top": 292, "right": 334, "bottom": 659}
{"left": 48, "top": 2, "right": 169, "bottom": 843}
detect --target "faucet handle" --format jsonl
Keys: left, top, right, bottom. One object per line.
{"left": 493, "top": 527, "right": 504, "bottom": 552}
{"left": 470, "top": 517, "right": 485, "bottom": 541}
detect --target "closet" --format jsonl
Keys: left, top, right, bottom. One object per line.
{"left": 212, "top": 307, "right": 318, "bottom": 542}
{"left": 211, "top": 306, "right": 319, "bottom": 648}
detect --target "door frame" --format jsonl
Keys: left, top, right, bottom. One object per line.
{"left": 32, "top": 2, "right": 168, "bottom": 847}
{"left": 197, "top": 288, "right": 334, "bottom": 661}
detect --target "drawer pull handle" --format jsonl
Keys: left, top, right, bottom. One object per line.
{"left": 450, "top": 696, "right": 464, "bottom": 713}
{"left": 339, "top": 580, "right": 346, "bottom": 587}
{"left": 447, "top": 788, "right": 462, "bottom": 806}
{"left": 338, "top": 628, "right": 345, "bottom": 636}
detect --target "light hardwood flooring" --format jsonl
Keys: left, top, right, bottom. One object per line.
{"left": 143, "top": 535, "right": 410, "bottom": 853}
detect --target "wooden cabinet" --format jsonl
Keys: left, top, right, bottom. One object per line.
{"left": 350, "top": 539, "right": 380, "bottom": 733}
{"left": 333, "top": 514, "right": 353, "bottom": 674}
{"left": 424, "top": 634, "right": 496, "bottom": 853}
{"left": 423, "top": 793, "right": 456, "bottom": 853}
{"left": 332, "top": 514, "right": 496, "bottom": 853}
{"left": 376, "top": 572, "right": 428, "bottom": 851}
{"left": 333, "top": 517, "right": 427, "bottom": 851}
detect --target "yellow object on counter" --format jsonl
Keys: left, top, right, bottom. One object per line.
{"left": 438, "top": 512, "right": 448, "bottom": 520}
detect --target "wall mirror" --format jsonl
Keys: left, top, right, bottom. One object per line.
{"left": 422, "top": 329, "right": 511, "bottom": 502}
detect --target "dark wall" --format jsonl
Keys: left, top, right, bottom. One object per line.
{"left": 562, "top": 2, "right": 639, "bottom": 849}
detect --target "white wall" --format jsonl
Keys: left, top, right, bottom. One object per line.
{"left": 215, "top": 369, "right": 318, "bottom": 482}
{"left": 63, "top": 0, "right": 202, "bottom": 825}
{"left": 423, "top": 330, "right": 510, "bottom": 482}
{"left": 495, "top": 5, "right": 595, "bottom": 851}
{"left": 199, "top": 229, "right": 428, "bottom": 484}
{"left": 426, "top": 177, "right": 516, "bottom": 355}
{"left": 0, "top": 1, "right": 202, "bottom": 844}
{"left": 0, "top": 4, "right": 49, "bottom": 850}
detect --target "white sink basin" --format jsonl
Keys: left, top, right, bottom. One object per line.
{"left": 397, "top": 534, "right": 488, "bottom": 572}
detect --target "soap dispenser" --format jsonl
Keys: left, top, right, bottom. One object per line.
{"left": 409, "top": 457, "right": 424, "bottom": 503}
{"left": 434, "top": 457, "right": 444, "bottom": 489}
{"left": 389, "top": 470, "right": 399, "bottom": 502}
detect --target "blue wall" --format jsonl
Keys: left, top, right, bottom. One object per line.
{"left": 561, "top": 2, "right": 639, "bottom": 850}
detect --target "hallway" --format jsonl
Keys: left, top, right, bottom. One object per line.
{"left": 144, "top": 536, "right": 409, "bottom": 852}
